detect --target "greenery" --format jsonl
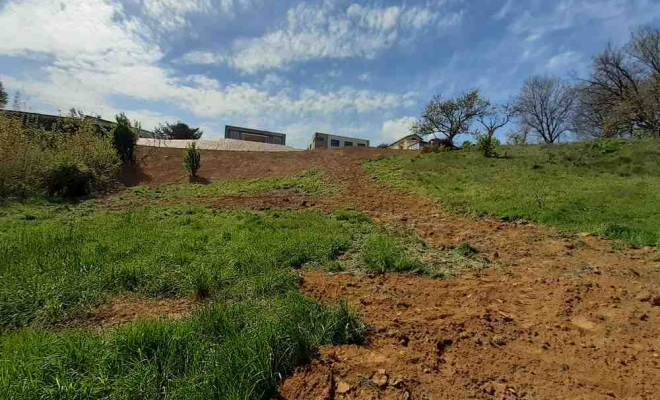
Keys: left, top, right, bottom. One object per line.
{"left": 183, "top": 142, "right": 201, "bottom": 178}
{"left": 109, "top": 169, "right": 330, "bottom": 206}
{"left": 365, "top": 139, "right": 660, "bottom": 247}
{"left": 112, "top": 113, "right": 139, "bottom": 163}
{"left": 154, "top": 121, "right": 203, "bottom": 140}
{"left": 0, "top": 203, "right": 373, "bottom": 399}
{"left": 0, "top": 114, "right": 120, "bottom": 200}
{"left": 0, "top": 80, "right": 7, "bottom": 109}
{"left": 361, "top": 234, "right": 425, "bottom": 274}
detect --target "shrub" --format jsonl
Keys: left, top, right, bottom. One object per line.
{"left": 112, "top": 113, "right": 139, "bottom": 163}
{"left": 45, "top": 160, "right": 95, "bottom": 198}
{"left": 476, "top": 134, "right": 501, "bottom": 157}
{"left": 0, "top": 114, "right": 120, "bottom": 200}
{"left": 462, "top": 140, "right": 473, "bottom": 149}
{"left": 184, "top": 142, "right": 201, "bottom": 178}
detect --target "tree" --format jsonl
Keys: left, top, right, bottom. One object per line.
{"left": 514, "top": 75, "right": 577, "bottom": 143}
{"left": 474, "top": 103, "right": 513, "bottom": 157}
{"left": 113, "top": 113, "right": 139, "bottom": 163}
{"left": 0, "top": 80, "right": 7, "bottom": 109}
{"left": 184, "top": 142, "right": 201, "bottom": 178}
{"left": 154, "top": 121, "right": 203, "bottom": 140}
{"left": 412, "top": 89, "right": 489, "bottom": 147}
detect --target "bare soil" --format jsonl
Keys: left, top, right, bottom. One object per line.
{"left": 118, "top": 146, "right": 660, "bottom": 400}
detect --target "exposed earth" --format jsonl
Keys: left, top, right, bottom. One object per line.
{"left": 114, "top": 146, "right": 660, "bottom": 400}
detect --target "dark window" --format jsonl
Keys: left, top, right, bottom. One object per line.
{"left": 273, "top": 136, "right": 283, "bottom": 145}
{"left": 228, "top": 130, "right": 241, "bottom": 140}
{"left": 344, "top": 141, "right": 353, "bottom": 147}
{"left": 357, "top": 143, "right": 366, "bottom": 147}
{"left": 331, "top": 139, "right": 340, "bottom": 147}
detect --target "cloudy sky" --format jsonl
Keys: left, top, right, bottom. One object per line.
{"left": 1, "top": 0, "right": 659, "bottom": 148}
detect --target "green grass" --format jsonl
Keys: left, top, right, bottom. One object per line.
{"left": 109, "top": 169, "right": 330, "bottom": 206}
{"left": 0, "top": 203, "right": 370, "bottom": 399}
{"left": 364, "top": 139, "right": 660, "bottom": 247}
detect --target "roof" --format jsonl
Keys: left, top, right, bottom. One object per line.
{"left": 312, "top": 132, "right": 370, "bottom": 142}
{"left": 389, "top": 133, "right": 426, "bottom": 147}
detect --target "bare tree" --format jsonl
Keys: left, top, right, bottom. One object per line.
{"left": 412, "top": 89, "right": 490, "bottom": 147}
{"left": 514, "top": 75, "right": 577, "bottom": 143}
{"left": 473, "top": 103, "right": 514, "bottom": 156}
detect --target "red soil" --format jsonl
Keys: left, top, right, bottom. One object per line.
{"left": 117, "top": 146, "right": 660, "bottom": 399}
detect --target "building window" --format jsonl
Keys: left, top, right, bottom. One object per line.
{"left": 331, "top": 139, "right": 340, "bottom": 147}
{"left": 229, "top": 130, "right": 241, "bottom": 140}
{"left": 273, "top": 136, "right": 283, "bottom": 145}
{"left": 357, "top": 143, "right": 366, "bottom": 147}
{"left": 344, "top": 141, "right": 353, "bottom": 147}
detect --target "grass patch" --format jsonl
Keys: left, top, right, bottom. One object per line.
{"left": 364, "top": 139, "right": 660, "bottom": 247}
{"left": 109, "top": 169, "right": 330, "bottom": 206}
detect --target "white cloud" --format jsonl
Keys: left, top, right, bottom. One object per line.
{"left": 493, "top": 0, "right": 513, "bottom": 20}
{"left": 380, "top": 116, "right": 417, "bottom": 143}
{"left": 178, "top": 51, "right": 227, "bottom": 65}
{"left": 546, "top": 51, "right": 581, "bottom": 71}
{"left": 359, "top": 72, "right": 372, "bottom": 81}
{"left": 179, "top": 1, "right": 462, "bottom": 73}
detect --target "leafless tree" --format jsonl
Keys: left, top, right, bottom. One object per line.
{"left": 476, "top": 103, "right": 514, "bottom": 140}
{"left": 514, "top": 75, "right": 577, "bottom": 143}
{"left": 412, "top": 89, "right": 490, "bottom": 147}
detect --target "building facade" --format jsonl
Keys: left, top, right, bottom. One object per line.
{"left": 309, "top": 132, "right": 370, "bottom": 150}
{"left": 388, "top": 134, "right": 428, "bottom": 150}
{"left": 225, "top": 125, "right": 286, "bottom": 145}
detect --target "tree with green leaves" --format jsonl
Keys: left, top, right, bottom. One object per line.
{"left": 112, "top": 113, "right": 139, "bottom": 163}
{"left": 412, "top": 89, "right": 489, "bottom": 148}
{"left": 154, "top": 121, "right": 203, "bottom": 140}
{"left": 0, "top": 80, "right": 7, "bottom": 109}
{"left": 184, "top": 142, "right": 201, "bottom": 178}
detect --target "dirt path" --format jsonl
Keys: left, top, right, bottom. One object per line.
{"left": 127, "top": 147, "right": 660, "bottom": 400}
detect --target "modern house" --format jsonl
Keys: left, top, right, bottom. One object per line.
{"left": 308, "top": 132, "right": 370, "bottom": 150}
{"left": 388, "top": 133, "right": 428, "bottom": 150}
{"left": 224, "top": 125, "right": 286, "bottom": 145}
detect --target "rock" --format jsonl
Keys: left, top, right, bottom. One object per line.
{"left": 391, "top": 375, "right": 405, "bottom": 388}
{"left": 335, "top": 381, "right": 351, "bottom": 395}
{"left": 636, "top": 292, "right": 652, "bottom": 302}
{"left": 652, "top": 297, "right": 660, "bottom": 307}
{"left": 491, "top": 335, "right": 507, "bottom": 346}
{"left": 372, "top": 369, "right": 388, "bottom": 389}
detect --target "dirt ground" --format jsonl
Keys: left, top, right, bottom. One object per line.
{"left": 118, "top": 146, "right": 660, "bottom": 400}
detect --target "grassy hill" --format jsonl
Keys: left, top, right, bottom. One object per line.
{"left": 365, "top": 139, "right": 660, "bottom": 247}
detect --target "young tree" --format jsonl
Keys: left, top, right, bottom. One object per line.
{"left": 154, "top": 121, "right": 203, "bottom": 140}
{"left": 0, "top": 80, "right": 7, "bottom": 109}
{"left": 184, "top": 142, "right": 201, "bottom": 178}
{"left": 412, "top": 89, "right": 489, "bottom": 147}
{"left": 112, "top": 113, "right": 139, "bottom": 163}
{"left": 474, "top": 103, "right": 513, "bottom": 157}
{"left": 514, "top": 75, "right": 577, "bottom": 143}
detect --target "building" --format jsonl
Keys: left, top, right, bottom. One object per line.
{"left": 308, "top": 132, "right": 370, "bottom": 150}
{"left": 225, "top": 125, "right": 286, "bottom": 145}
{"left": 388, "top": 133, "right": 428, "bottom": 150}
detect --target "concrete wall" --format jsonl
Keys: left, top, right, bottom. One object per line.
{"left": 310, "top": 132, "right": 369, "bottom": 149}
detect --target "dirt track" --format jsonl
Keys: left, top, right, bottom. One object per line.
{"left": 125, "top": 146, "right": 660, "bottom": 400}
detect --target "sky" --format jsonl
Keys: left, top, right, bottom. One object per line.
{"left": 1, "top": 0, "right": 660, "bottom": 148}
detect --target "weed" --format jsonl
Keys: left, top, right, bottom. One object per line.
{"left": 361, "top": 234, "right": 426, "bottom": 274}
{"left": 455, "top": 242, "right": 478, "bottom": 257}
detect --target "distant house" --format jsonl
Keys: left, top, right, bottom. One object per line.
{"left": 388, "top": 133, "right": 427, "bottom": 150}
{"left": 225, "top": 125, "right": 286, "bottom": 145}
{"left": 309, "top": 132, "right": 369, "bottom": 150}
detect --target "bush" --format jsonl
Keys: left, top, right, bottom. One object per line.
{"left": 476, "top": 134, "right": 501, "bottom": 157}
{"left": 45, "top": 161, "right": 94, "bottom": 198}
{"left": 462, "top": 140, "right": 473, "bottom": 150}
{"left": 184, "top": 142, "right": 201, "bottom": 178}
{"left": 0, "top": 114, "right": 120, "bottom": 199}
{"left": 112, "top": 113, "right": 139, "bottom": 163}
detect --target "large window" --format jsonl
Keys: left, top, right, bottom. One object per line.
{"left": 344, "top": 141, "right": 353, "bottom": 147}
{"left": 228, "top": 130, "right": 241, "bottom": 140}
{"left": 273, "top": 136, "right": 283, "bottom": 145}
{"left": 331, "top": 139, "right": 340, "bottom": 147}
{"left": 357, "top": 143, "right": 366, "bottom": 147}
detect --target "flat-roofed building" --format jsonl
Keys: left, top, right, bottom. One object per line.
{"left": 225, "top": 125, "right": 286, "bottom": 145}
{"left": 309, "top": 132, "right": 370, "bottom": 150}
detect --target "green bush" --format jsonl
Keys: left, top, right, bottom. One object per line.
{"left": 184, "top": 142, "right": 201, "bottom": 178}
{"left": 476, "top": 134, "right": 501, "bottom": 157}
{"left": 45, "top": 161, "right": 94, "bottom": 198}
{"left": 112, "top": 113, "right": 139, "bottom": 163}
{"left": 0, "top": 114, "right": 120, "bottom": 199}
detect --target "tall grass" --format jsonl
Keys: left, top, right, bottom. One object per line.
{"left": 0, "top": 204, "right": 369, "bottom": 399}
{"left": 365, "top": 139, "right": 660, "bottom": 247}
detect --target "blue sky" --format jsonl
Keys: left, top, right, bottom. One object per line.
{"left": 1, "top": 0, "right": 660, "bottom": 148}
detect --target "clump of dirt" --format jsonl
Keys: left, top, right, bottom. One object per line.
{"left": 85, "top": 295, "right": 195, "bottom": 329}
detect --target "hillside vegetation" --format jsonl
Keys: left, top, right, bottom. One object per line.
{"left": 365, "top": 139, "right": 660, "bottom": 247}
